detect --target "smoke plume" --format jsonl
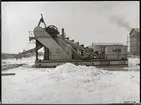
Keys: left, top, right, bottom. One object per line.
{"left": 109, "top": 16, "right": 132, "bottom": 31}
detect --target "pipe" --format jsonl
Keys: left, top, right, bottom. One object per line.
{"left": 62, "top": 28, "right": 64, "bottom": 35}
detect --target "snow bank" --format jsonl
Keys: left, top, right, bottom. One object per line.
{"left": 2, "top": 57, "right": 35, "bottom": 70}
{"left": 50, "top": 63, "right": 111, "bottom": 82}
{"left": 2, "top": 56, "right": 35, "bottom": 64}
{"left": 2, "top": 61, "right": 140, "bottom": 104}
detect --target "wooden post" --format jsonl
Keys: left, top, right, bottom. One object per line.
{"left": 44, "top": 47, "right": 49, "bottom": 60}
{"left": 2, "top": 73, "right": 15, "bottom": 76}
{"left": 36, "top": 40, "right": 38, "bottom": 61}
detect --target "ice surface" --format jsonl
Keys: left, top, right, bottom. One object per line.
{"left": 2, "top": 57, "right": 140, "bottom": 104}
{"left": 2, "top": 56, "right": 35, "bottom": 65}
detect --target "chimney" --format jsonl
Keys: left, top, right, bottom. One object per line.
{"left": 61, "top": 28, "right": 65, "bottom": 38}
{"left": 62, "top": 28, "right": 64, "bottom": 35}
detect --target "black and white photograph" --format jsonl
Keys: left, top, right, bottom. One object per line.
{"left": 1, "top": 1, "right": 140, "bottom": 104}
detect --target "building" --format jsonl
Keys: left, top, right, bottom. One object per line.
{"left": 89, "top": 43, "right": 128, "bottom": 60}
{"left": 129, "top": 28, "right": 140, "bottom": 56}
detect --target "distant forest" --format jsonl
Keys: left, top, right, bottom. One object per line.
{"left": 2, "top": 52, "right": 44, "bottom": 59}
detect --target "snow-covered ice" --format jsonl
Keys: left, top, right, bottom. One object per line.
{"left": 123, "top": 57, "right": 140, "bottom": 71}
{"left": 128, "top": 57, "right": 140, "bottom": 66}
{"left": 2, "top": 57, "right": 140, "bottom": 104}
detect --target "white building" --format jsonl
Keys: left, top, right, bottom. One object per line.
{"left": 89, "top": 43, "right": 128, "bottom": 60}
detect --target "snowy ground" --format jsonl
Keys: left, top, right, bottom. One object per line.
{"left": 2, "top": 57, "right": 140, "bottom": 104}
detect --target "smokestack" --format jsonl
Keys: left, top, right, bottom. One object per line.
{"left": 62, "top": 28, "right": 64, "bottom": 35}
{"left": 61, "top": 28, "right": 65, "bottom": 38}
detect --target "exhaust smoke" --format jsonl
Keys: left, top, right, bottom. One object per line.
{"left": 110, "top": 16, "right": 132, "bottom": 31}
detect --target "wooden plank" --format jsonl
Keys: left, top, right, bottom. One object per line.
{"left": 2, "top": 73, "right": 15, "bottom": 76}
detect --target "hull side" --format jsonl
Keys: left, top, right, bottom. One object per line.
{"left": 34, "top": 59, "right": 128, "bottom": 68}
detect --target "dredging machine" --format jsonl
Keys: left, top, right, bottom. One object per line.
{"left": 29, "top": 14, "right": 128, "bottom": 68}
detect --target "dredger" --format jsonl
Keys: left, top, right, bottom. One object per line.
{"left": 29, "top": 14, "right": 128, "bottom": 68}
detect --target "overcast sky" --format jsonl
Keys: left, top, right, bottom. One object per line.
{"left": 2, "top": 1, "right": 139, "bottom": 54}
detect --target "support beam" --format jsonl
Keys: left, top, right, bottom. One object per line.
{"left": 36, "top": 40, "right": 39, "bottom": 61}
{"left": 44, "top": 47, "right": 49, "bottom": 60}
{"left": 2, "top": 73, "right": 15, "bottom": 76}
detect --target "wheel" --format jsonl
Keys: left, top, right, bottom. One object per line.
{"left": 46, "top": 25, "right": 59, "bottom": 38}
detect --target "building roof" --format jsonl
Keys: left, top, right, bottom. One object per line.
{"left": 134, "top": 28, "right": 140, "bottom": 32}
{"left": 91, "top": 42, "right": 126, "bottom": 46}
{"left": 129, "top": 28, "right": 140, "bottom": 35}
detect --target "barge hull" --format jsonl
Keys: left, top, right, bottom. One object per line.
{"left": 34, "top": 59, "right": 128, "bottom": 68}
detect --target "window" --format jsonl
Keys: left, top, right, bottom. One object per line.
{"left": 113, "top": 48, "right": 121, "bottom": 52}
